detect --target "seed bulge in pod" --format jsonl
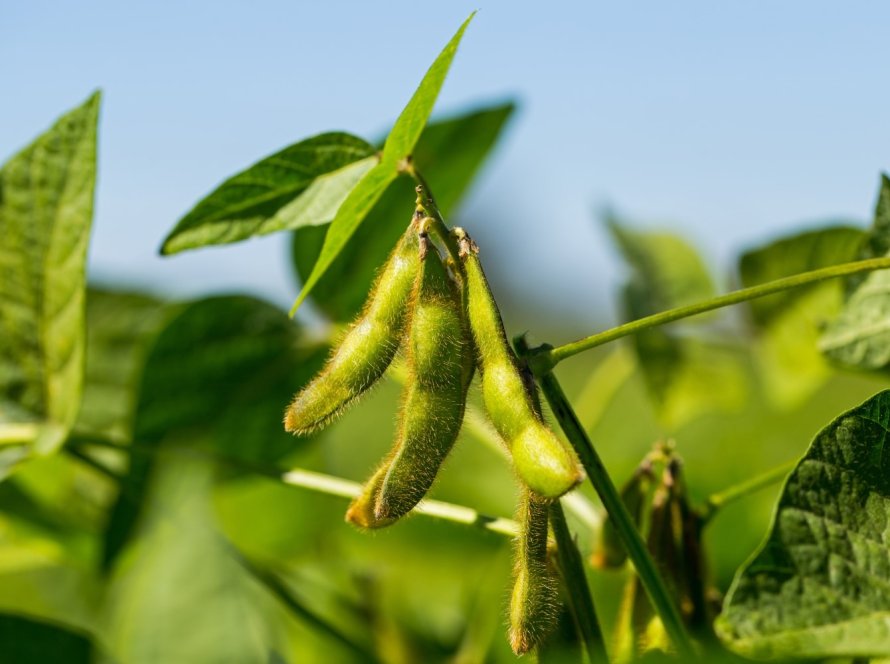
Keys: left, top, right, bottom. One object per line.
{"left": 458, "top": 232, "right": 582, "bottom": 499}
{"left": 284, "top": 222, "right": 420, "bottom": 435}
{"left": 374, "top": 234, "right": 473, "bottom": 522}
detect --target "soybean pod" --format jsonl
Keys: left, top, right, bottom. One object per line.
{"left": 509, "top": 489, "right": 559, "bottom": 655}
{"left": 284, "top": 221, "right": 420, "bottom": 435}
{"left": 457, "top": 231, "right": 582, "bottom": 499}
{"left": 346, "top": 231, "right": 474, "bottom": 528}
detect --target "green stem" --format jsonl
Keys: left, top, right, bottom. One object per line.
{"left": 549, "top": 502, "right": 610, "bottom": 664}
{"left": 403, "top": 163, "right": 463, "bottom": 265}
{"left": 701, "top": 460, "right": 796, "bottom": 523}
{"left": 534, "top": 370, "right": 696, "bottom": 659}
{"left": 530, "top": 256, "right": 890, "bottom": 374}
{"left": 68, "top": 437, "right": 521, "bottom": 539}
{"left": 280, "top": 467, "right": 519, "bottom": 537}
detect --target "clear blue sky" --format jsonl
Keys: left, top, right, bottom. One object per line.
{"left": 4, "top": 2, "right": 890, "bottom": 331}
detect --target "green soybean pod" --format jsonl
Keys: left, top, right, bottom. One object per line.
{"left": 284, "top": 221, "right": 420, "bottom": 435}
{"left": 509, "top": 490, "right": 559, "bottom": 655}
{"left": 457, "top": 232, "right": 582, "bottom": 499}
{"left": 345, "top": 463, "right": 395, "bottom": 529}
{"left": 376, "top": 234, "right": 473, "bottom": 521}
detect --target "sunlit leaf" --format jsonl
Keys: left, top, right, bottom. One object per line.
{"left": 293, "top": 101, "right": 515, "bottom": 321}
{"left": 0, "top": 92, "right": 100, "bottom": 462}
{"left": 739, "top": 226, "right": 864, "bottom": 407}
{"left": 160, "top": 133, "right": 376, "bottom": 254}
{"left": 290, "top": 14, "right": 475, "bottom": 315}
{"left": 719, "top": 389, "right": 890, "bottom": 659}
{"left": 380, "top": 12, "right": 475, "bottom": 166}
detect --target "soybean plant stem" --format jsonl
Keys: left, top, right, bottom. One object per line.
{"left": 549, "top": 502, "right": 610, "bottom": 664}
{"left": 530, "top": 256, "right": 890, "bottom": 374}
{"left": 281, "top": 468, "right": 519, "bottom": 537}
{"left": 403, "top": 164, "right": 463, "bottom": 265}
{"left": 534, "top": 370, "right": 696, "bottom": 659}
{"left": 701, "top": 459, "right": 796, "bottom": 523}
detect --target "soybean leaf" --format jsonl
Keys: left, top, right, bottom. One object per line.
{"left": 160, "top": 133, "right": 377, "bottom": 254}
{"left": 718, "top": 389, "right": 890, "bottom": 659}
{"left": 0, "top": 613, "right": 92, "bottom": 663}
{"left": 101, "top": 295, "right": 326, "bottom": 569}
{"left": 73, "top": 288, "right": 170, "bottom": 442}
{"left": 608, "top": 218, "right": 746, "bottom": 429}
{"left": 821, "top": 178, "right": 890, "bottom": 370}
{"left": 103, "top": 450, "right": 282, "bottom": 664}
{"left": 380, "top": 12, "right": 475, "bottom": 166}
{"left": 739, "top": 226, "right": 864, "bottom": 407}
{"left": 293, "top": 102, "right": 515, "bottom": 321}
{"left": 0, "top": 92, "right": 100, "bottom": 461}
{"left": 289, "top": 14, "right": 474, "bottom": 316}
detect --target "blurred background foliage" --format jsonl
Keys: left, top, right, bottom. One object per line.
{"left": 3, "top": 81, "right": 890, "bottom": 664}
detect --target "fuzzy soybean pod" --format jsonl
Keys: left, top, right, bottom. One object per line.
{"left": 345, "top": 235, "right": 473, "bottom": 528}
{"left": 458, "top": 232, "right": 582, "bottom": 499}
{"left": 509, "top": 490, "right": 560, "bottom": 655}
{"left": 284, "top": 223, "right": 420, "bottom": 435}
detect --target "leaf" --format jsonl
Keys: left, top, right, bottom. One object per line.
{"left": 73, "top": 288, "right": 169, "bottom": 442}
{"left": 101, "top": 295, "right": 326, "bottom": 569}
{"left": 289, "top": 13, "right": 475, "bottom": 316}
{"left": 160, "top": 133, "right": 377, "bottom": 254}
{"left": 0, "top": 613, "right": 92, "bottom": 663}
{"left": 288, "top": 163, "right": 397, "bottom": 316}
{"left": 380, "top": 12, "right": 476, "bottom": 166}
{"left": 103, "top": 450, "right": 282, "bottom": 664}
{"left": 607, "top": 218, "right": 746, "bottom": 429}
{"left": 718, "top": 389, "right": 890, "bottom": 659}
{"left": 293, "top": 101, "right": 515, "bottom": 321}
{"left": 0, "top": 91, "right": 100, "bottom": 459}
{"left": 739, "top": 226, "right": 865, "bottom": 407}
{"left": 821, "top": 179, "right": 890, "bottom": 370}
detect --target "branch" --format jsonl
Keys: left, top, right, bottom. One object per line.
{"left": 529, "top": 256, "right": 890, "bottom": 373}
{"left": 281, "top": 467, "right": 519, "bottom": 538}
{"left": 549, "top": 502, "right": 610, "bottom": 664}
{"left": 700, "top": 460, "right": 796, "bottom": 523}
{"left": 532, "top": 369, "right": 696, "bottom": 658}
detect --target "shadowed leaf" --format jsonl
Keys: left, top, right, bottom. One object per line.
{"left": 719, "top": 389, "right": 890, "bottom": 659}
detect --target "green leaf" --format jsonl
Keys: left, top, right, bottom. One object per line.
{"left": 718, "top": 389, "right": 890, "bottom": 659}
{"left": 0, "top": 91, "right": 100, "bottom": 460}
{"left": 293, "top": 101, "right": 515, "bottom": 321}
{"left": 820, "top": 179, "right": 890, "bottom": 370}
{"left": 607, "top": 218, "right": 746, "bottom": 429}
{"left": 73, "top": 288, "right": 169, "bottom": 442}
{"left": 289, "top": 13, "right": 475, "bottom": 316}
{"left": 380, "top": 12, "right": 475, "bottom": 166}
{"left": 288, "top": 164, "right": 397, "bottom": 316}
{"left": 101, "top": 295, "right": 326, "bottom": 569}
{"left": 0, "top": 613, "right": 92, "bottom": 663}
{"left": 739, "top": 226, "right": 865, "bottom": 407}
{"left": 103, "top": 450, "right": 281, "bottom": 664}
{"left": 160, "top": 132, "right": 377, "bottom": 254}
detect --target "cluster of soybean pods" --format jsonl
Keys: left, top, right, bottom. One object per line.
{"left": 284, "top": 191, "right": 584, "bottom": 655}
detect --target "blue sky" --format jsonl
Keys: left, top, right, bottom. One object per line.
{"left": 4, "top": 2, "right": 890, "bottom": 331}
